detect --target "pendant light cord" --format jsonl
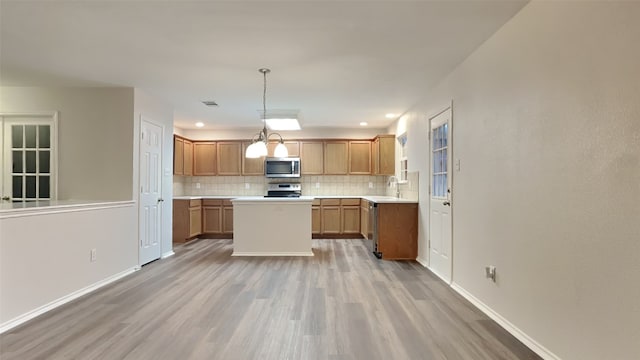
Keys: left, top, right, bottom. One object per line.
{"left": 262, "top": 68, "right": 268, "bottom": 136}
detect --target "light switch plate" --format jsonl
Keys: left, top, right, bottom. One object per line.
{"left": 245, "top": 183, "right": 250, "bottom": 189}
{"left": 368, "top": 182, "right": 374, "bottom": 189}
{"left": 456, "top": 159, "right": 461, "bottom": 171}
{"left": 196, "top": 182, "right": 201, "bottom": 189}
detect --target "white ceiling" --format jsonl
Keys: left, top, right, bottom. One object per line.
{"left": 0, "top": 0, "right": 528, "bottom": 130}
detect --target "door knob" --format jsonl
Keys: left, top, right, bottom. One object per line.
{"left": 157, "top": 198, "right": 164, "bottom": 203}
{"left": 1, "top": 196, "right": 10, "bottom": 201}
{"left": 443, "top": 201, "right": 450, "bottom": 206}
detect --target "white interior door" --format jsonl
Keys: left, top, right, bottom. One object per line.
{"left": 429, "top": 107, "right": 453, "bottom": 283}
{"left": 139, "top": 118, "right": 163, "bottom": 265}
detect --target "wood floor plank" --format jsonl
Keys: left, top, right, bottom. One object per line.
{"left": 0, "top": 239, "right": 541, "bottom": 360}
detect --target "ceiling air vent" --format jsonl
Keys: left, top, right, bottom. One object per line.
{"left": 202, "top": 100, "right": 218, "bottom": 107}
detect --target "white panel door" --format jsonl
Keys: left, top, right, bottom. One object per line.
{"left": 429, "top": 107, "right": 453, "bottom": 283}
{"left": 139, "top": 118, "right": 163, "bottom": 265}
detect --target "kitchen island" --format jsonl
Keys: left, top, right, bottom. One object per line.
{"left": 231, "top": 196, "right": 314, "bottom": 256}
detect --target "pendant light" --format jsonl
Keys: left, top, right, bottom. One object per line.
{"left": 245, "top": 68, "right": 289, "bottom": 158}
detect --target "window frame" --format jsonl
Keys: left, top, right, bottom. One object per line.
{"left": 1, "top": 112, "right": 59, "bottom": 201}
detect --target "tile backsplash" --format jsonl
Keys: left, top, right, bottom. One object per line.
{"left": 385, "top": 171, "right": 419, "bottom": 201}
{"left": 174, "top": 175, "right": 389, "bottom": 196}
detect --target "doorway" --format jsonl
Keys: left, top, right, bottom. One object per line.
{"left": 139, "top": 117, "right": 164, "bottom": 265}
{"left": 429, "top": 106, "right": 453, "bottom": 283}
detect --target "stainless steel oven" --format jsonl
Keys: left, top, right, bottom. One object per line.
{"left": 265, "top": 157, "right": 301, "bottom": 178}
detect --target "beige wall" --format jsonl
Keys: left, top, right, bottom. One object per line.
{"left": 1, "top": 87, "right": 135, "bottom": 200}
{"left": 0, "top": 203, "right": 137, "bottom": 327}
{"left": 399, "top": 2, "right": 640, "bottom": 359}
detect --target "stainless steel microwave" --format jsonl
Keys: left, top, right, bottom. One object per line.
{"left": 265, "top": 157, "right": 301, "bottom": 178}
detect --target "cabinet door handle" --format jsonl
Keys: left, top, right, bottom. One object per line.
{"left": 443, "top": 201, "right": 450, "bottom": 206}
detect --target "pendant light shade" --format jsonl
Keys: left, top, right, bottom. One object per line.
{"left": 246, "top": 68, "right": 291, "bottom": 158}
{"left": 273, "top": 142, "right": 289, "bottom": 157}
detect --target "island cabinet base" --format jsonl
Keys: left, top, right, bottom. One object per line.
{"left": 377, "top": 203, "right": 418, "bottom": 260}
{"left": 231, "top": 198, "right": 314, "bottom": 256}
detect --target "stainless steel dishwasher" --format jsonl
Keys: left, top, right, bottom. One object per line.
{"left": 368, "top": 201, "right": 381, "bottom": 258}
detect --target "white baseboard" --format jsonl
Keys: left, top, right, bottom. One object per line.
{"left": 0, "top": 267, "right": 138, "bottom": 334}
{"left": 161, "top": 250, "right": 175, "bottom": 259}
{"left": 416, "top": 256, "right": 428, "bottom": 267}
{"left": 232, "top": 251, "right": 314, "bottom": 257}
{"left": 450, "top": 283, "right": 560, "bottom": 360}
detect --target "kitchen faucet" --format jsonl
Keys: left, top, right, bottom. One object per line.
{"left": 388, "top": 176, "right": 400, "bottom": 198}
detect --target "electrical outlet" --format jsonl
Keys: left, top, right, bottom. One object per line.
{"left": 245, "top": 183, "right": 250, "bottom": 189}
{"left": 456, "top": 159, "right": 461, "bottom": 171}
{"left": 368, "top": 182, "right": 374, "bottom": 189}
{"left": 196, "top": 182, "right": 201, "bottom": 189}
{"left": 315, "top": 182, "right": 320, "bottom": 189}
{"left": 90, "top": 249, "right": 97, "bottom": 262}
{"left": 485, "top": 266, "right": 496, "bottom": 282}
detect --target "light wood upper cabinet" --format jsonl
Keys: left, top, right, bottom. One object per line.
{"left": 324, "top": 141, "right": 348, "bottom": 175}
{"left": 349, "top": 141, "right": 371, "bottom": 174}
{"left": 183, "top": 140, "right": 193, "bottom": 176}
{"left": 174, "top": 136, "right": 194, "bottom": 176}
{"left": 241, "top": 142, "right": 265, "bottom": 175}
{"left": 174, "top": 137, "right": 184, "bottom": 175}
{"left": 194, "top": 142, "right": 217, "bottom": 175}
{"left": 300, "top": 141, "right": 324, "bottom": 174}
{"left": 373, "top": 135, "right": 395, "bottom": 175}
{"left": 217, "top": 142, "right": 242, "bottom": 175}
{"left": 267, "top": 140, "right": 300, "bottom": 157}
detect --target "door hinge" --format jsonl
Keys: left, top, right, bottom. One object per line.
{"left": 141, "top": 132, "right": 145, "bottom": 139}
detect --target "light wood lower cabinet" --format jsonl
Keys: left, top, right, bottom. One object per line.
{"left": 360, "top": 199, "right": 369, "bottom": 238}
{"left": 173, "top": 199, "right": 202, "bottom": 243}
{"left": 318, "top": 198, "right": 361, "bottom": 236}
{"left": 222, "top": 200, "right": 233, "bottom": 234}
{"left": 312, "top": 199, "right": 321, "bottom": 235}
{"left": 174, "top": 199, "right": 234, "bottom": 241}
{"left": 341, "top": 198, "right": 360, "bottom": 234}
{"left": 202, "top": 200, "right": 223, "bottom": 233}
{"left": 320, "top": 199, "right": 341, "bottom": 234}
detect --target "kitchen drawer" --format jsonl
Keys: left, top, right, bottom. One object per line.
{"left": 222, "top": 199, "right": 233, "bottom": 206}
{"left": 312, "top": 199, "right": 321, "bottom": 206}
{"left": 321, "top": 199, "right": 340, "bottom": 206}
{"left": 341, "top": 198, "right": 360, "bottom": 206}
{"left": 202, "top": 199, "right": 222, "bottom": 206}
{"left": 189, "top": 199, "right": 202, "bottom": 207}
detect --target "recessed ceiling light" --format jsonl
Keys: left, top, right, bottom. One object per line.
{"left": 385, "top": 113, "right": 397, "bottom": 119}
{"left": 265, "top": 118, "right": 301, "bottom": 131}
{"left": 360, "top": 122, "right": 368, "bottom": 126}
{"left": 195, "top": 122, "right": 205, "bottom": 128}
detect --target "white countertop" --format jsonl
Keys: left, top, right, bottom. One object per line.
{"left": 175, "top": 195, "right": 417, "bottom": 204}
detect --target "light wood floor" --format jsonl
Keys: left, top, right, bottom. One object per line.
{"left": 1, "top": 239, "right": 541, "bottom": 360}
